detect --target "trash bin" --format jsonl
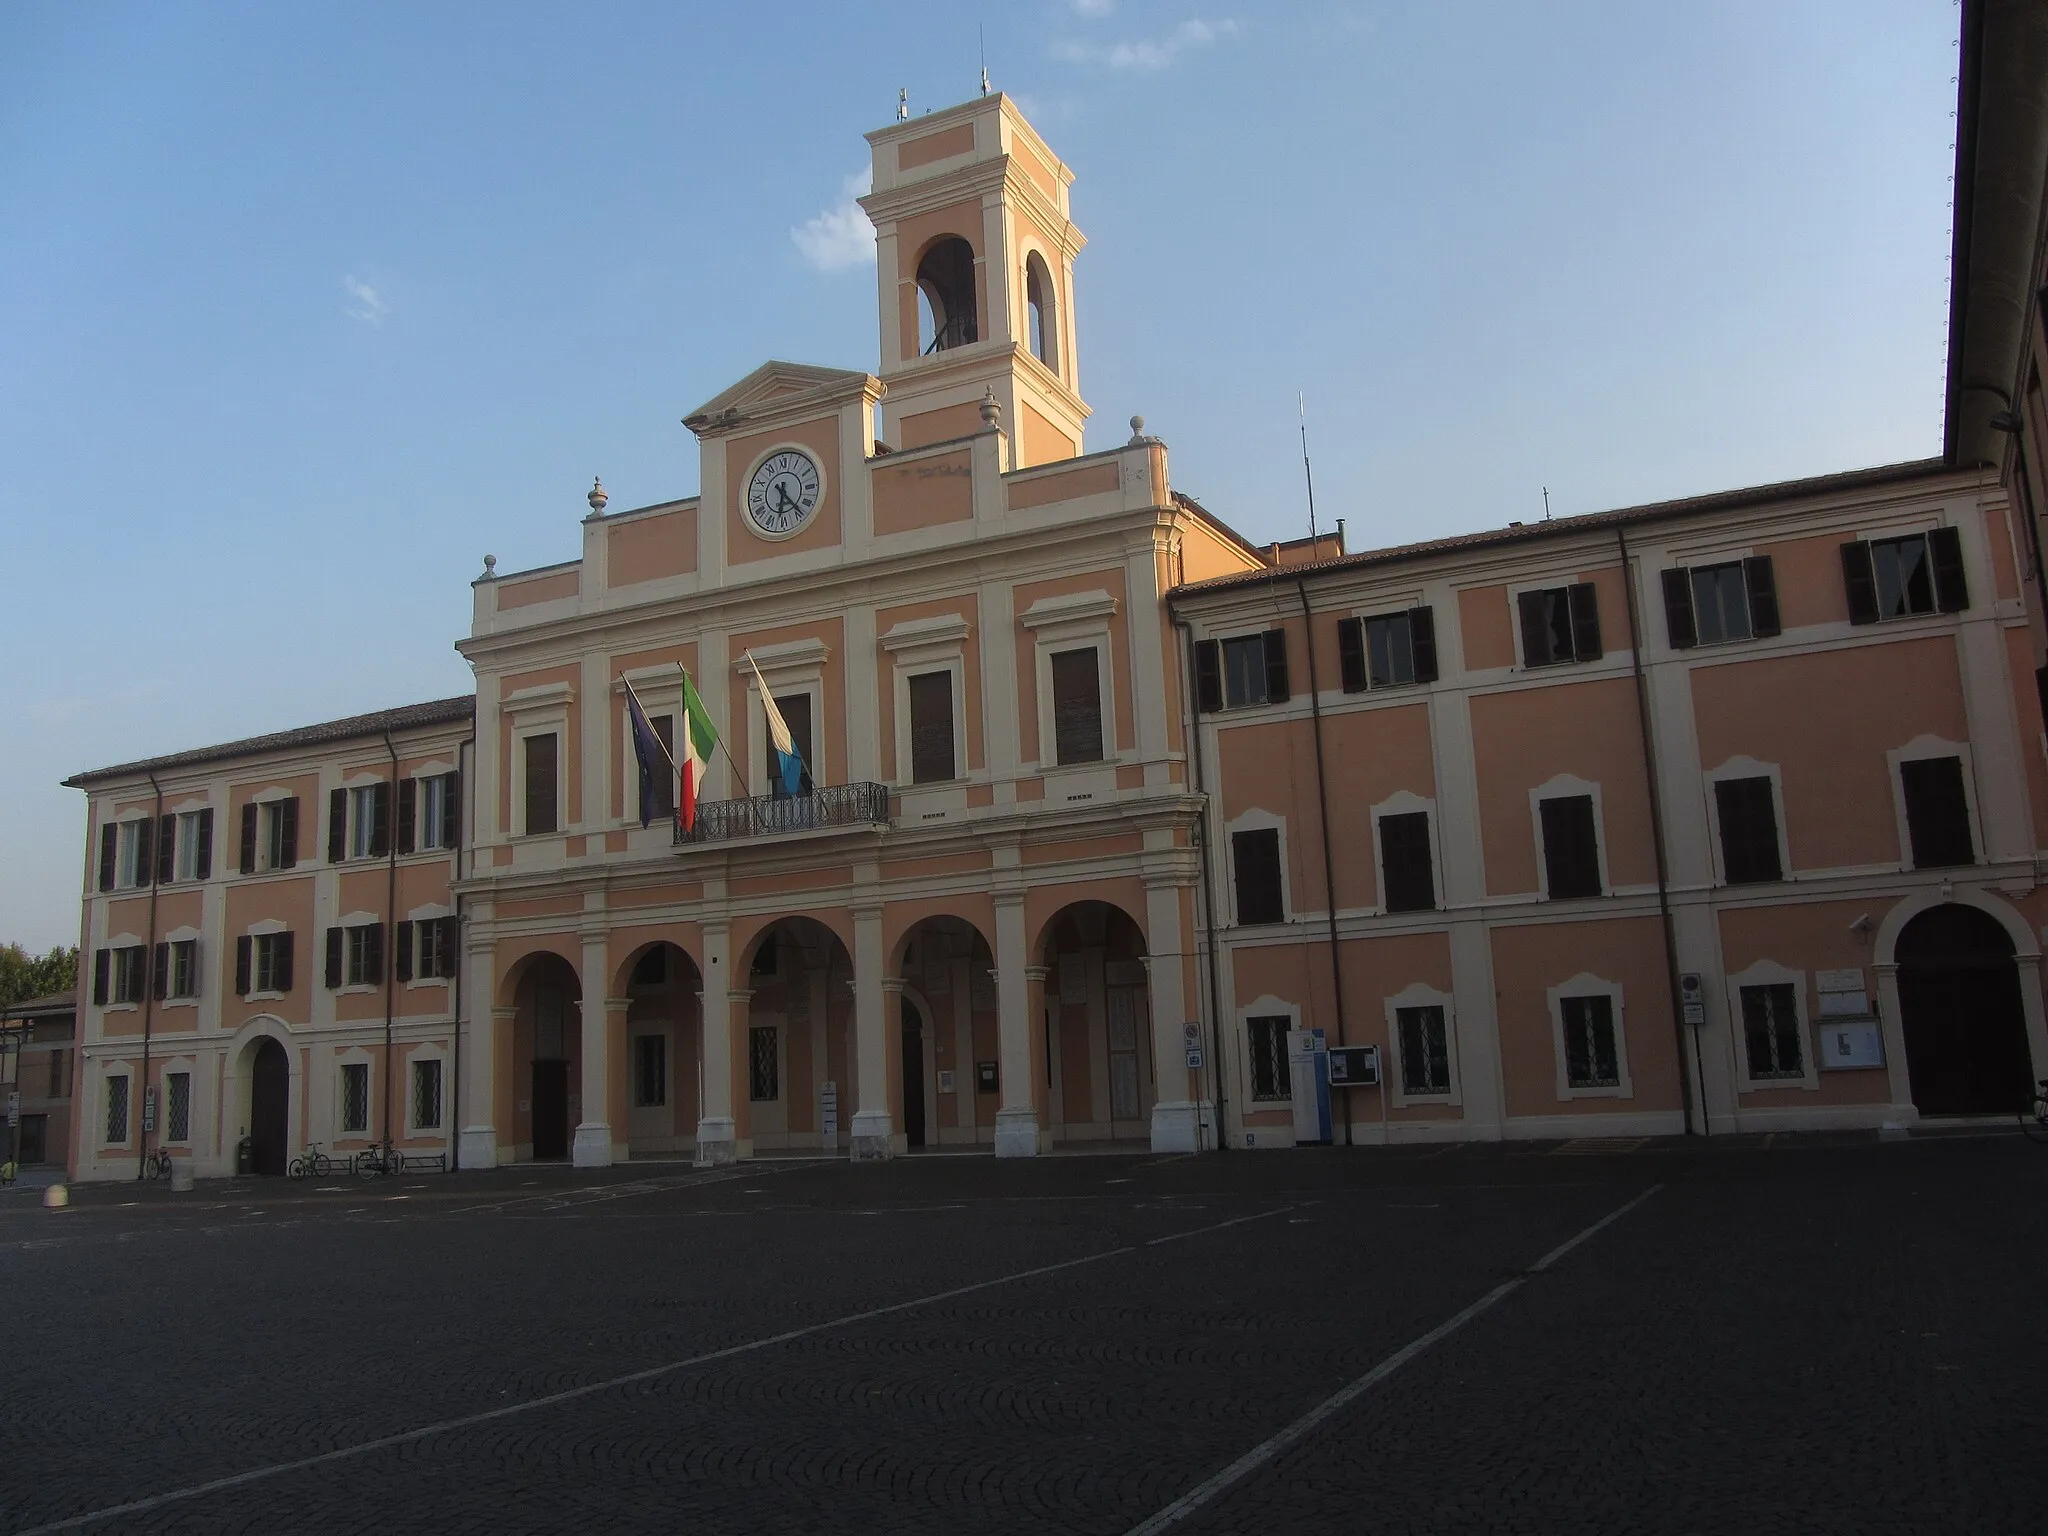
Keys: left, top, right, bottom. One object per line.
{"left": 170, "top": 1161, "right": 194, "bottom": 1193}
{"left": 235, "top": 1136, "right": 252, "bottom": 1176}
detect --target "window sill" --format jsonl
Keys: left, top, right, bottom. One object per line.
{"left": 402, "top": 977, "right": 453, "bottom": 989}
{"left": 1560, "top": 1083, "right": 1632, "bottom": 1100}
{"left": 242, "top": 990, "right": 288, "bottom": 1003}
{"left": 335, "top": 984, "right": 379, "bottom": 995}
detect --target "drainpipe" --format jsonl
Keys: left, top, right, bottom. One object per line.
{"left": 137, "top": 771, "right": 164, "bottom": 1179}
{"left": 450, "top": 732, "right": 473, "bottom": 1169}
{"left": 1616, "top": 525, "right": 1697, "bottom": 1135}
{"left": 381, "top": 732, "right": 400, "bottom": 1149}
{"left": 1294, "top": 578, "right": 1351, "bottom": 1146}
{"left": 1169, "top": 607, "right": 1229, "bottom": 1150}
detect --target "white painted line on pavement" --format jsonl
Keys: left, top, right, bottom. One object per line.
{"left": 14, "top": 1202, "right": 1298, "bottom": 1535}
{"left": 1122, "top": 1183, "right": 1664, "bottom": 1536}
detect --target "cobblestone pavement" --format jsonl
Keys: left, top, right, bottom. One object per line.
{"left": 1, "top": 1132, "right": 2043, "bottom": 1534}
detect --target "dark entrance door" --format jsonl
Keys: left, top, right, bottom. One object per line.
{"left": 531, "top": 1060, "right": 569, "bottom": 1159}
{"left": 250, "top": 1038, "right": 289, "bottom": 1175}
{"left": 1897, "top": 904, "right": 2035, "bottom": 1115}
{"left": 900, "top": 999, "right": 926, "bottom": 1150}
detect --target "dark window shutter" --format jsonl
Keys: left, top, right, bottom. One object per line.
{"left": 439, "top": 915, "right": 461, "bottom": 977}
{"left": 397, "top": 778, "right": 417, "bottom": 855}
{"left": 1661, "top": 568, "right": 1697, "bottom": 649}
{"left": 278, "top": 798, "right": 299, "bottom": 869}
{"left": 1262, "top": 628, "right": 1291, "bottom": 703}
{"left": 153, "top": 942, "right": 169, "bottom": 1001}
{"left": 1567, "top": 582, "right": 1603, "bottom": 660}
{"left": 443, "top": 772, "right": 462, "bottom": 849}
{"left": 98, "top": 825, "right": 118, "bottom": 892}
{"left": 1540, "top": 795, "right": 1602, "bottom": 898}
{"left": 234, "top": 936, "right": 252, "bottom": 997}
{"left": 1231, "top": 828, "right": 1285, "bottom": 925}
{"left": 1517, "top": 589, "right": 1550, "bottom": 666}
{"left": 195, "top": 808, "right": 213, "bottom": 880}
{"left": 907, "top": 672, "right": 957, "bottom": 783}
{"left": 1841, "top": 541, "right": 1879, "bottom": 624}
{"left": 328, "top": 787, "right": 348, "bottom": 863}
{"left": 1714, "top": 776, "right": 1783, "bottom": 883}
{"left": 1742, "top": 556, "right": 1781, "bottom": 638}
{"left": 157, "top": 814, "right": 176, "bottom": 884}
{"left": 1194, "top": 639, "right": 1223, "bottom": 714}
{"left": 1050, "top": 649, "right": 1105, "bottom": 766}
{"left": 365, "top": 922, "right": 383, "bottom": 985}
{"left": 1337, "top": 618, "right": 1367, "bottom": 693}
{"left": 239, "top": 804, "right": 258, "bottom": 875}
{"left": 1379, "top": 812, "right": 1436, "bottom": 912}
{"left": 326, "top": 927, "right": 344, "bottom": 990}
{"left": 1928, "top": 526, "right": 1969, "bottom": 613}
{"left": 369, "top": 781, "right": 391, "bottom": 857}
{"left": 396, "top": 921, "right": 414, "bottom": 983}
{"left": 525, "top": 734, "right": 559, "bottom": 835}
{"left": 274, "top": 932, "right": 293, "bottom": 993}
{"left": 1409, "top": 606, "right": 1439, "bottom": 684}
{"left": 1901, "top": 756, "right": 1976, "bottom": 867}
{"left": 93, "top": 948, "right": 110, "bottom": 1006}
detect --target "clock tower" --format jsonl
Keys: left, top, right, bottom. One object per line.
{"left": 861, "top": 94, "right": 1090, "bottom": 467}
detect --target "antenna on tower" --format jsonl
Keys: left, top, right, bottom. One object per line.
{"left": 980, "top": 25, "right": 991, "bottom": 95}
{"left": 1298, "top": 392, "right": 1321, "bottom": 545}
{"left": 896, "top": 88, "right": 909, "bottom": 121}
{"left": 1542, "top": 486, "right": 1552, "bottom": 521}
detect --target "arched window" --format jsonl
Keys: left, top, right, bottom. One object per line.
{"left": 916, "top": 236, "right": 978, "bottom": 353}
{"left": 1025, "top": 252, "right": 1057, "bottom": 370}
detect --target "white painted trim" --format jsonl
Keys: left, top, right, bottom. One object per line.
{"left": 737, "top": 441, "right": 828, "bottom": 543}
{"left": 880, "top": 612, "right": 971, "bottom": 651}
{"left": 1546, "top": 972, "right": 1632, "bottom": 1100}
{"left": 1530, "top": 774, "right": 1609, "bottom": 899}
{"left": 1236, "top": 994, "right": 1301, "bottom": 1107}
{"left": 1368, "top": 790, "right": 1440, "bottom": 915}
{"left": 1885, "top": 735, "right": 1981, "bottom": 872}
{"left": 509, "top": 713, "right": 569, "bottom": 837}
{"left": 1384, "top": 981, "right": 1461, "bottom": 1108}
{"left": 502, "top": 681, "right": 575, "bottom": 715}
{"left": 1700, "top": 755, "right": 1790, "bottom": 886}
{"left": 893, "top": 652, "right": 968, "bottom": 787}
{"left": 1020, "top": 588, "right": 1118, "bottom": 628}
{"left": 1725, "top": 959, "right": 1818, "bottom": 1092}
{"left": 1222, "top": 807, "right": 1293, "bottom": 927}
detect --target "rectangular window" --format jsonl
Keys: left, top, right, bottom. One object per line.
{"left": 1539, "top": 795, "right": 1602, "bottom": 899}
{"left": 1842, "top": 528, "right": 1968, "bottom": 624}
{"left": 1900, "top": 756, "right": 1975, "bottom": 868}
{"left": 166, "top": 1071, "right": 191, "bottom": 1141}
{"left": 1695, "top": 563, "right": 1751, "bottom": 645}
{"left": 1232, "top": 827, "right": 1285, "bottom": 925}
{"left": 105, "top": 1074, "right": 130, "bottom": 1143}
{"left": 415, "top": 917, "right": 457, "bottom": 981}
{"left": 748, "top": 1026, "right": 779, "bottom": 1102}
{"left": 767, "top": 694, "right": 815, "bottom": 800}
{"left": 412, "top": 1059, "right": 443, "bottom": 1130}
{"left": 349, "top": 785, "right": 381, "bottom": 859}
{"left": 1219, "top": 629, "right": 1290, "bottom": 709}
{"left": 1714, "top": 776, "right": 1783, "bottom": 884}
{"left": 524, "top": 733, "right": 559, "bottom": 834}
{"left": 117, "top": 821, "right": 149, "bottom": 889}
{"left": 1561, "top": 994, "right": 1620, "bottom": 1089}
{"left": 1741, "top": 983, "right": 1804, "bottom": 1080}
{"left": 634, "top": 1033, "right": 667, "bottom": 1108}
{"left": 254, "top": 932, "right": 294, "bottom": 994}
{"left": 1396, "top": 1005, "right": 1451, "bottom": 1095}
{"left": 418, "top": 772, "right": 460, "bottom": 850}
{"left": 254, "top": 798, "right": 298, "bottom": 872}
{"left": 1050, "top": 647, "right": 1105, "bottom": 765}
{"left": 1378, "top": 811, "right": 1436, "bottom": 913}
{"left": 113, "top": 946, "right": 148, "bottom": 1005}
{"left": 644, "top": 717, "right": 676, "bottom": 820}
{"left": 174, "top": 810, "right": 212, "bottom": 882}
{"left": 340, "top": 1062, "right": 370, "bottom": 1134}
{"left": 1338, "top": 610, "right": 1440, "bottom": 693}
{"left": 169, "top": 939, "right": 199, "bottom": 999}
{"left": 1246, "top": 1016, "right": 1292, "bottom": 1102}
{"left": 345, "top": 924, "right": 383, "bottom": 987}
{"left": 1518, "top": 583, "right": 1602, "bottom": 667}
{"left": 907, "top": 671, "right": 957, "bottom": 784}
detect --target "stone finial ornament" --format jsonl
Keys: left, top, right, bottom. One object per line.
{"left": 586, "top": 476, "right": 609, "bottom": 517}
{"left": 979, "top": 387, "right": 1001, "bottom": 429}
{"left": 481, "top": 554, "right": 497, "bottom": 580}
{"left": 1128, "top": 415, "right": 1147, "bottom": 444}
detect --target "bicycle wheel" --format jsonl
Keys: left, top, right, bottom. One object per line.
{"left": 2022, "top": 1094, "right": 2048, "bottom": 1144}
{"left": 287, "top": 1156, "right": 306, "bottom": 1179}
{"left": 384, "top": 1150, "right": 404, "bottom": 1176}
{"left": 311, "top": 1153, "right": 332, "bottom": 1178}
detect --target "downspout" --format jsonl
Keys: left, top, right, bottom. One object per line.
{"left": 450, "top": 732, "right": 473, "bottom": 1169}
{"left": 1294, "top": 577, "right": 1351, "bottom": 1145}
{"left": 138, "top": 771, "right": 163, "bottom": 1179}
{"left": 1616, "top": 525, "right": 1697, "bottom": 1136}
{"left": 1169, "top": 605, "right": 1229, "bottom": 1150}
{"left": 381, "top": 732, "right": 400, "bottom": 1149}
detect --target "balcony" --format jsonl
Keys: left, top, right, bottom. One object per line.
{"left": 674, "top": 781, "right": 892, "bottom": 847}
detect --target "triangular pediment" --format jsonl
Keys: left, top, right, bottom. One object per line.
{"left": 683, "top": 360, "right": 879, "bottom": 436}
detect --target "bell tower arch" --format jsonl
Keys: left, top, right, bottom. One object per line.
{"left": 861, "top": 94, "right": 1090, "bottom": 466}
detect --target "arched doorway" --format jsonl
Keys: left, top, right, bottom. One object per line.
{"left": 1897, "top": 903, "right": 2034, "bottom": 1115}
{"left": 893, "top": 916, "right": 998, "bottom": 1149}
{"left": 508, "top": 952, "right": 582, "bottom": 1161}
{"left": 618, "top": 941, "right": 702, "bottom": 1159}
{"left": 1039, "top": 900, "right": 1153, "bottom": 1145}
{"left": 900, "top": 996, "right": 927, "bottom": 1150}
{"left": 249, "top": 1037, "right": 289, "bottom": 1175}
{"left": 742, "top": 917, "right": 856, "bottom": 1153}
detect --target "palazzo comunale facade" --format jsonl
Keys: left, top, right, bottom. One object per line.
{"left": 62, "top": 91, "right": 2048, "bottom": 1179}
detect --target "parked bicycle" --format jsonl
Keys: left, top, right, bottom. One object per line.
{"left": 142, "top": 1147, "right": 174, "bottom": 1181}
{"left": 354, "top": 1141, "right": 405, "bottom": 1178}
{"left": 2023, "top": 1079, "right": 2048, "bottom": 1144}
{"left": 286, "top": 1143, "right": 334, "bottom": 1179}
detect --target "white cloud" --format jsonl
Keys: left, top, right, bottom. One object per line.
{"left": 791, "top": 168, "right": 876, "bottom": 273}
{"left": 1068, "top": 0, "right": 1117, "bottom": 15}
{"left": 342, "top": 275, "right": 389, "bottom": 325}
{"left": 1053, "top": 17, "right": 1238, "bottom": 71}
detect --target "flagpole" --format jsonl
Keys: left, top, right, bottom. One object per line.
{"left": 677, "top": 662, "right": 767, "bottom": 834}
{"left": 620, "top": 676, "right": 677, "bottom": 769}
{"left": 621, "top": 674, "right": 680, "bottom": 832}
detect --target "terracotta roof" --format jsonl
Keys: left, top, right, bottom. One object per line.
{"left": 4, "top": 991, "right": 76, "bottom": 1016}
{"left": 63, "top": 695, "right": 476, "bottom": 788}
{"left": 1169, "top": 458, "right": 1954, "bottom": 599}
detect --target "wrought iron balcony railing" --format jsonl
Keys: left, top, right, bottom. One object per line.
{"left": 673, "top": 781, "right": 892, "bottom": 847}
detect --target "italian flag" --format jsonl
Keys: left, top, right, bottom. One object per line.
{"left": 677, "top": 666, "right": 720, "bottom": 832}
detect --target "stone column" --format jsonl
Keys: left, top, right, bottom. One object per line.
{"left": 993, "top": 891, "right": 1044, "bottom": 1156}
{"left": 457, "top": 932, "right": 505, "bottom": 1170}
{"left": 696, "top": 921, "right": 742, "bottom": 1164}
{"left": 850, "top": 905, "right": 894, "bottom": 1160}
{"left": 571, "top": 933, "right": 613, "bottom": 1168}
{"left": 1872, "top": 961, "right": 1918, "bottom": 1126}
{"left": 1144, "top": 878, "right": 1203, "bottom": 1152}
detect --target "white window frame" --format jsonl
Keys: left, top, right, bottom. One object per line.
{"left": 164, "top": 927, "right": 202, "bottom": 1004}
{"left": 882, "top": 613, "right": 971, "bottom": 789}
{"left": 247, "top": 917, "right": 289, "bottom": 1000}
{"left": 1507, "top": 576, "right": 1597, "bottom": 670}
{"left": 336, "top": 1049, "right": 373, "bottom": 1137}
{"left": 404, "top": 903, "right": 454, "bottom": 989}
{"left": 1368, "top": 790, "right": 1440, "bottom": 916}
{"left": 161, "top": 1059, "right": 195, "bottom": 1144}
{"left": 1238, "top": 995, "right": 1301, "bottom": 1106}
{"left": 246, "top": 787, "right": 295, "bottom": 872}
{"left": 1701, "top": 756, "right": 1791, "bottom": 886}
{"left": 1530, "top": 773, "right": 1610, "bottom": 900}
{"left": 1223, "top": 807, "right": 1292, "bottom": 927}
{"left": 1384, "top": 981, "right": 1461, "bottom": 1107}
{"left": 406, "top": 1047, "right": 448, "bottom": 1134}
{"left": 1217, "top": 629, "right": 1276, "bottom": 711}
{"left": 116, "top": 818, "right": 150, "bottom": 889}
{"left": 1674, "top": 556, "right": 1758, "bottom": 647}
{"left": 1351, "top": 601, "right": 1430, "bottom": 691}
{"left": 1885, "top": 735, "right": 1981, "bottom": 873}
{"left": 1726, "top": 960, "right": 1818, "bottom": 1092}
{"left": 504, "top": 682, "right": 574, "bottom": 838}
{"left": 346, "top": 779, "right": 382, "bottom": 861}
{"left": 102, "top": 1065, "right": 134, "bottom": 1146}
{"left": 1547, "top": 973, "right": 1632, "bottom": 1100}
{"left": 735, "top": 639, "right": 830, "bottom": 799}
{"left": 344, "top": 919, "right": 381, "bottom": 989}
{"left": 172, "top": 805, "right": 208, "bottom": 882}
{"left": 1022, "top": 590, "right": 1119, "bottom": 777}
{"left": 110, "top": 942, "right": 148, "bottom": 1006}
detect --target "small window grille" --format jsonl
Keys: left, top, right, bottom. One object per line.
{"left": 105, "top": 1074, "right": 130, "bottom": 1143}
{"left": 1561, "top": 995, "right": 1620, "bottom": 1089}
{"left": 167, "top": 1071, "right": 191, "bottom": 1141}
{"left": 412, "top": 1059, "right": 443, "bottom": 1130}
{"left": 634, "top": 1034, "right": 667, "bottom": 1107}
{"left": 1396, "top": 1006, "right": 1451, "bottom": 1095}
{"left": 1246, "top": 1016, "right": 1292, "bottom": 1102}
{"left": 1741, "top": 984, "right": 1804, "bottom": 1080}
{"left": 340, "top": 1063, "right": 370, "bottom": 1134}
{"left": 748, "top": 1026, "right": 780, "bottom": 1102}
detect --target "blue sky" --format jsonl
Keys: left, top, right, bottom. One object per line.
{"left": 0, "top": 1, "right": 1961, "bottom": 951}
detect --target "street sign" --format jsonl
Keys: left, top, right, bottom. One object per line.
{"left": 5, "top": 1092, "right": 17, "bottom": 1127}
{"left": 143, "top": 1086, "right": 157, "bottom": 1133}
{"left": 1679, "top": 972, "right": 1706, "bottom": 1026}
{"left": 1184, "top": 1047, "right": 1204, "bottom": 1070}
{"left": 1327, "top": 1044, "right": 1380, "bottom": 1087}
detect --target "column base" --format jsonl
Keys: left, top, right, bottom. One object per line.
{"left": 994, "top": 1108, "right": 1046, "bottom": 1158}
{"left": 850, "top": 1109, "right": 895, "bottom": 1161}
{"left": 694, "top": 1116, "right": 739, "bottom": 1167}
{"left": 571, "top": 1122, "right": 614, "bottom": 1168}
{"left": 1148, "top": 1100, "right": 1212, "bottom": 1154}
{"left": 457, "top": 1126, "right": 499, "bottom": 1170}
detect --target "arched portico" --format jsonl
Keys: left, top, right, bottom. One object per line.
{"left": 892, "top": 915, "right": 998, "bottom": 1149}
{"left": 1033, "top": 900, "right": 1156, "bottom": 1147}
{"left": 225, "top": 1015, "right": 298, "bottom": 1175}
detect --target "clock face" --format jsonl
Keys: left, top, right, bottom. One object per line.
{"left": 744, "top": 449, "right": 822, "bottom": 538}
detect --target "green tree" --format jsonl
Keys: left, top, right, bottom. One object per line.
{"left": 0, "top": 944, "right": 79, "bottom": 1009}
